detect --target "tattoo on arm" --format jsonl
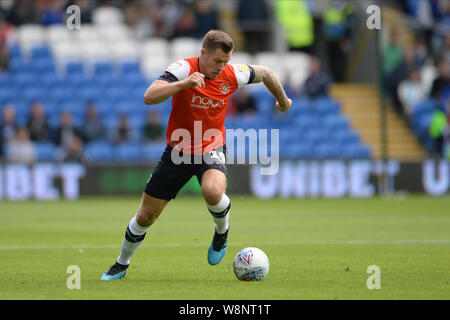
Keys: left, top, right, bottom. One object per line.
{"left": 250, "top": 65, "right": 289, "bottom": 106}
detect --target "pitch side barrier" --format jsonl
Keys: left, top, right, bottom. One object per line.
{"left": 0, "top": 159, "right": 448, "bottom": 201}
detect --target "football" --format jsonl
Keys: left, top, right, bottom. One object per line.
{"left": 233, "top": 247, "right": 270, "bottom": 281}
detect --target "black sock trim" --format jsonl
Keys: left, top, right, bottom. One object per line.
{"left": 125, "top": 226, "right": 146, "bottom": 243}
{"left": 209, "top": 202, "right": 231, "bottom": 218}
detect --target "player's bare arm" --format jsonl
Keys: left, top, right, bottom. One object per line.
{"left": 250, "top": 65, "right": 292, "bottom": 112}
{"left": 144, "top": 73, "right": 205, "bottom": 105}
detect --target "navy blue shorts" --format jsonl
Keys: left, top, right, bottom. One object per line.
{"left": 144, "top": 144, "right": 227, "bottom": 201}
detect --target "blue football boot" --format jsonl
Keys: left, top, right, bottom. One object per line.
{"left": 207, "top": 229, "right": 228, "bottom": 265}
{"left": 101, "top": 262, "right": 128, "bottom": 280}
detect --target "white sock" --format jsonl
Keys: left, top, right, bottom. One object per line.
{"left": 206, "top": 194, "right": 230, "bottom": 234}
{"left": 117, "top": 215, "right": 149, "bottom": 266}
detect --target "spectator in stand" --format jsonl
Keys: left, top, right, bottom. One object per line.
{"left": 61, "top": 135, "right": 84, "bottom": 162}
{"left": 157, "top": 0, "right": 183, "bottom": 38}
{"left": 444, "top": 101, "right": 450, "bottom": 160}
{"left": 40, "top": 0, "right": 65, "bottom": 26}
{"left": 398, "top": 68, "right": 428, "bottom": 120}
{"left": 114, "top": 113, "right": 135, "bottom": 144}
{"left": 383, "top": 29, "right": 405, "bottom": 79}
{"left": 302, "top": 56, "right": 331, "bottom": 99}
{"left": 430, "top": 58, "right": 450, "bottom": 104}
{"left": 386, "top": 46, "right": 420, "bottom": 117}
{"left": 194, "top": 0, "right": 219, "bottom": 38}
{"left": 6, "top": 127, "right": 36, "bottom": 165}
{"left": 143, "top": 110, "right": 164, "bottom": 143}
{"left": 27, "top": 101, "right": 50, "bottom": 142}
{"left": 6, "top": 0, "right": 40, "bottom": 25}
{"left": 237, "top": 0, "right": 270, "bottom": 53}
{"left": 231, "top": 88, "right": 257, "bottom": 116}
{"left": 54, "top": 111, "right": 82, "bottom": 151}
{"left": 435, "top": 35, "right": 450, "bottom": 64}
{"left": 81, "top": 103, "right": 106, "bottom": 143}
{"left": 124, "top": 0, "right": 156, "bottom": 39}
{"left": 0, "top": 12, "right": 13, "bottom": 72}
{"left": 275, "top": 0, "right": 314, "bottom": 54}
{"left": 0, "top": 104, "right": 18, "bottom": 147}
{"left": 171, "top": 7, "right": 198, "bottom": 39}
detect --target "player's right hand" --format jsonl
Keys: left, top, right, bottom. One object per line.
{"left": 184, "top": 72, "right": 205, "bottom": 88}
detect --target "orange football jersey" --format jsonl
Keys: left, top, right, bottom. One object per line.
{"left": 160, "top": 57, "right": 254, "bottom": 155}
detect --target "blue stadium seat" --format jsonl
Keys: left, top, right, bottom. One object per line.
{"left": 93, "top": 61, "right": 113, "bottom": 76}
{"left": 120, "top": 60, "right": 141, "bottom": 75}
{"left": 291, "top": 97, "right": 313, "bottom": 117}
{"left": 65, "top": 60, "right": 85, "bottom": 75}
{"left": 312, "top": 143, "right": 341, "bottom": 159}
{"left": 34, "top": 142, "right": 57, "bottom": 161}
{"left": 342, "top": 144, "right": 371, "bottom": 159}
{"left": 8, "top": 44, "right": 22, "bottom": 60}
{"left": 30, "top": 44, "right": 53, "bottom": 60}
{"left": 12, "top": 73, "right": 36, "bottom": 88}
{"left": 142, "top": 142, "right": 167, "bottom": 162}
{"left": 322, "top": 114, "right": 350, "bottom": 131}
{"left": 84, "top": 142, "right": 113, "bottom": 162}
{"left": 22, "top": 86, "right": 48, "bottom": 103}
{"left": 114, "top": 143, "right": 143, "bottom": 162}
{"left": 9, "top": 59, "right": 33, "bottom": 75}
{"left": 313, "top": 96, "right": 340, "bottom": 116}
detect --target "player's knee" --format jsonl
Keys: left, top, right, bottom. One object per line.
{"left": 202, "top": 184, "right": 224, "bottom": 206}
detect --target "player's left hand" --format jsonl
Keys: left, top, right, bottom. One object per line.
{"left": 275, "top": 98, "right": 292, "bottom": 112}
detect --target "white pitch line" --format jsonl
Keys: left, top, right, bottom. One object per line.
{"left": 0, "top": 239, "right": 449, "bottom": 251}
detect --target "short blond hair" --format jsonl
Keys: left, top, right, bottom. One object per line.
{"left": 202, "top": 30, "right": 234, "bottom": 53}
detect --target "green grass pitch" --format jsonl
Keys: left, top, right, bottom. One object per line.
{"left": 0, "top": 195, "right": 449, "bottom": 300}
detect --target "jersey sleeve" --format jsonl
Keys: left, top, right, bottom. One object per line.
{"left": 231, "top": 64, "right": 256, "bottom": 88}
{"left": 158, "top": 60, "right": 190, "bottom": 83}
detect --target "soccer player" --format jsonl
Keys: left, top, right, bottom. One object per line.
{"left": 101, "top": 30, "right": 292, "bottom": 280}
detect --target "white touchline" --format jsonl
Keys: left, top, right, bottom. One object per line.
{"left": 0, "top": 240, "right": 449, "bottom": 251}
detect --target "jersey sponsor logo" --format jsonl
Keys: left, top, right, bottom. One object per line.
{"left": 191, "top": 95, "right": 225, "bottom": 109}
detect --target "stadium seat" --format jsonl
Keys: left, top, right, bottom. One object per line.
{"left": 114, "top": 143, "right": 143, "bottom": 163}
{"left": 84, "top": 142, "right": 113, "bottom": 162}
{"left": 30, "top": 44, "right": 53, "bottom": 61}
{"left": 34, "top": 142, "right": 57, "bottom": 161}
{"left": 93, "top": 61, "right": 113, "bottom": 76}
{"left": 171, "top": 37, "right": 202, "bottom": 61}
{"left": 142, "top": 142, "right": 167, "bottom": 162}
{"left": 140, "top": 38, "right": 170, "bottom": 59}
{"left": 33, "top": 58, "right": 56, "bottom": 74}
{"left": 97, "top": 25, "right": 132, "bottom": 41}
{"left": 92, "top": 7, "right": 124, "bottom": 25}
{"left": 65, "top": 60, "right": 85, "bottom": 75}
{"left": 46, "top": 25, "right": 73, "bottom": 44}
{"left": 119, "top": 60, "right": 141, "bottom": 75}
{"left": 110, "top": 41, "right": 139, "bottom": 61}
{"left": 341, "top": 144, "right": 371, "bottom": 159}
{"left": 16, "top": 24, "right": 45, "bottom": 51}
{"left": 51, "top": 41, "right": 82, "bottom": 61}
{"left": 312, "top": 143, "right": 341, "bottom": 159}
{"left": 230, "top": 52, "right": 252, "bottom": 65}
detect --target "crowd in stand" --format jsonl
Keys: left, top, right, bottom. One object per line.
{"left": 0, "top": 100, "right": 167, "bottom": 163}
{"left": 383, "top": 0, "right": 449, "bottom": 157}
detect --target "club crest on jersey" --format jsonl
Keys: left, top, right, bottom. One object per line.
{"left": 220, "top": 82, "right": 231, "bottom": 94}
{"left": 239, "top": 251, "right": 253, "bottom": 265}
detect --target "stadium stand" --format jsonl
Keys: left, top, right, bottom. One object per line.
{"left": 0, "top": 1, "right": 384, "bottom": 163}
